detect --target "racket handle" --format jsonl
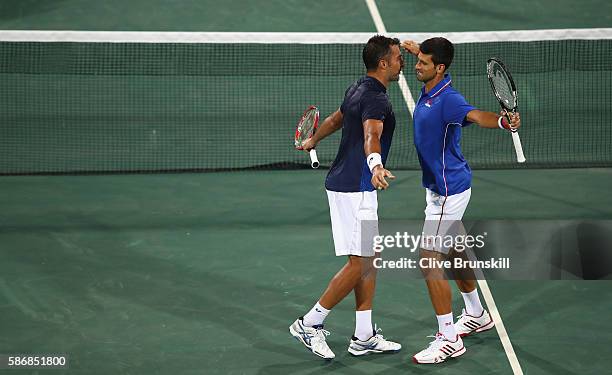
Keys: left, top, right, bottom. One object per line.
{"left": 511, "top": 131, "right": 526, "bottom": 163}
{"left": 309, "top": 149, "right": 320, "bottom": 169}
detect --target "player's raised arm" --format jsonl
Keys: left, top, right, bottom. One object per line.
{"left": 301, "top": 109, "right": 343, "bottom": 152}
{"left": 364, "top": 119, "right": 395, "bottom": 190}
{"left": 467, "top": 109, "right": 521, "bottom": 130}
{"left": 400, "top": 40, "right": 420, "bottom": 56}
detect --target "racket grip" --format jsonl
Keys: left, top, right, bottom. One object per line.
{"left": 309, "top": 149, "right": 320, "bottom": 169}
{"left": 511, "top": 131, "right": 526, "bottom": 163}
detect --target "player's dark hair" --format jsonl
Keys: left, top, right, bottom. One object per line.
{"left": 420, "top": 37, "right": 454, "bottom": 71}
{"left": 362, "top": 35, "right": 400, "bottom": 71}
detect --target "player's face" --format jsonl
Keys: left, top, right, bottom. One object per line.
{"left": 384, "top": 45, "right": 404, "bottom": 81}
{"left": 415, "top": 52, "right": 438, "bottom": 83}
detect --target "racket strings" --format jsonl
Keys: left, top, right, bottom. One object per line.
{"left": 491, "top": 66, "right": 515, "bottom": 107}
{"left": 295, "top": 111, "right": 317, "bottom": 146}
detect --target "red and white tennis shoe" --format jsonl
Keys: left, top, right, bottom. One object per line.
{"left": 413, "top": 332, "right": 466, "bottom": 364}
{"left": 454, "top": 308, "right": 495, "bottom": 337}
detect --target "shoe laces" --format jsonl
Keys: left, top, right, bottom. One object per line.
{"left": 423, "top": 333, "right": 447, "bottom": 353}
{"left": 373, "top": 324, "right": 385, "bottom": 338}
{"left": 456, "top": 308, "right": 467, "bottom": 321}
{"left": 312, "top": 327, "right": 331, "bottom": 342}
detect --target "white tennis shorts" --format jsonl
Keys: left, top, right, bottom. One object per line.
{"left": 326, "top": 190, "right": 378, "bottom": 257}
{"left": 422, "top": 188, "right": 471, "bottom": 254}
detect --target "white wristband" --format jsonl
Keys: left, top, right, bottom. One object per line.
{"left": 498, "top": 115, "right": 513, "bottom": 130}
{"left": 367, "top": 153, "right": 382, "bottom": 173}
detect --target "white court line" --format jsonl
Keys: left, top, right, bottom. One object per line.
{"left": 478, "top": 279, "right": 524, "bottom": 375}
{"left": 364, "top": 0, "right": 386, "bottom": 33}
{"left": 464, "top": 248, "right": 524, "bottom": 374}
{"left": 462, "top": 243, "right": 525, "bottom": 375}
{"left": 364, "top": 0, "right": 416, "bottom": 114}
{"left": 364, "top": 1, "right": 524, "bottom": 374}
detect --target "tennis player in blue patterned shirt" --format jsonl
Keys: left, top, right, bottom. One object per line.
{"left": 401, "top": 37, "right": 520, "bottom": 364}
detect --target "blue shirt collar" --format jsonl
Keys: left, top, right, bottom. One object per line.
{"left": 421, "top": 74, "right": 452, "bottom": 98}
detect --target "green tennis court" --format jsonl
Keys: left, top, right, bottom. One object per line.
{"left": 1, "top": 1, "right": 612, "bottom": 374}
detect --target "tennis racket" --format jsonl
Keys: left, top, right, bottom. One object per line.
{"left": 487, "top": 58, "right": 526, "bottom": 163}
{"left": 294, "top": 106, "right": 320, "bottom": 169}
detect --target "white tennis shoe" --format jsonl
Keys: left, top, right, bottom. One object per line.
{"left": 455, "top": 308, "right": 495, "bottom": 337}
{"left": 348, "top": 328, "right": 402, "bottom": 356}
{"left": 412, "top": 333, "right": 465, "bottom": 364}
{"left": 289, "top": 318, "right": 335, "bottom": 360}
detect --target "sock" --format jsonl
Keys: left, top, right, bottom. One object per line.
{"left": 437, "top": 312, "right": 457, "bottom": 340}
{"left": 461, "top": 289, "right": 484, "bottom": 317}
{"left": 354, "top": 310, "right": 373, "bottom": 341}
{"left": 302, "top": 302, "right": 330, "bottom": 327}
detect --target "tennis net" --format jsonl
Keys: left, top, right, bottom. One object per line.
{"left": 1, "top": 29, "right": 611, "bottom": 174}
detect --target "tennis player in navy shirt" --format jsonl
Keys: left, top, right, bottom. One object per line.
{"left": 289, "top": 35, "right": 402, "bottom": 360}
{"left": 401, "top": 37, "right": 520, "bottom": 364}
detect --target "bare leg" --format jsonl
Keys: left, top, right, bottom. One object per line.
{"left": 450, "top": 248, "right": 477, "bottom": 293}
{"left": 353, "top": 256, "right": 378, "bottom": 340}
{"left": 449, "top": 249, "right": 484, "bottom": 316}
{"left": 455, "top": 277, "right": 476, "bottom": 293}
{"left": 319, "top": 255, "right": 368, "bottom": 309}
{"left": 354, "top": 255, "right": 377, "bottom": 311}
{"left": 420, "top": 249, "right": 452, "bottom": 315}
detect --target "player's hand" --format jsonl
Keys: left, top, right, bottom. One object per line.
{"left": 371, "top": 165, "right": 395, "bottom": 190}
{"left": 400, "top": 40, "right": 420, "bottom": 56}
{"left": 500, "top": 110, "right": 521, "bottom": 131}
{"left": 300, "top": 137, "right": 317, "bottom": 152}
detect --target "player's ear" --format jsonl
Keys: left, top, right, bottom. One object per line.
{"left": 436, "top": 64, "right": 446, "bottom": 74}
